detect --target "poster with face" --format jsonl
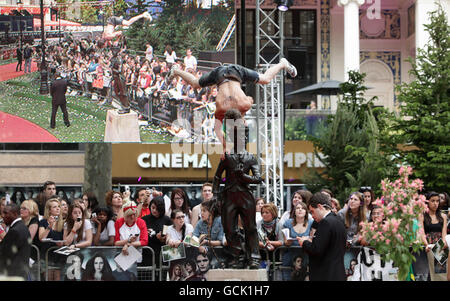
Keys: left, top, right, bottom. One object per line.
{"left": 279, "top": 247, "right": 309, "bottom": 281}
{"left": 60, "top": 248, "right": 138, "bottom": 281}
{"left": 168, "top": 246, "right": 228, "bottom": 281}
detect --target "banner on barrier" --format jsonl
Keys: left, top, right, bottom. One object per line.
{"left": 58, "top": 248, "right": 138, "bottom": 281}
{"left": 168, "top": 246, "right": 229, "bottom": 281}
{"left": 349, "top": 247, "right": 398, "bottom": 281}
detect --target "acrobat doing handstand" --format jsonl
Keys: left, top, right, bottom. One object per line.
{"left": 165, "top": 58, "right": 297, "bottom": 151}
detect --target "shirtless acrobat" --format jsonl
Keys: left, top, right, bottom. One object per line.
{"left": 102, "top": 12, "right": 153, "bottom": 43}
{"left": 165, "top": 58, "right": 297, "bottom": 151}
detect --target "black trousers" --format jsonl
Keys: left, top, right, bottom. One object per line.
{"left": 50, "top": 103, "right": 70, "bottom": 128}
{"left": 16, "top": 60, "right": 22, "bottom": 71}
{"left": 221, "top": 190, "right": 260, "bottom": 260}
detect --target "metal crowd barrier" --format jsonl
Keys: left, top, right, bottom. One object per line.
{"left": 158, "top": 246, "right": 271, "bottom": 281}
{"left": 272, "top": 245, "right": 367, "bottom": 281}
{"left": 30, "top": 244, "right": 40, "bottom": 281}
{"left": 35, "top": 244, "right": 377, "bottom": 281}
{"left": 44, "top": 245, "right": 156, "bottom": 281}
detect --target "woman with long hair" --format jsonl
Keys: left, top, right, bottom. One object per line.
{"left": 81, "top": 253, "right": 115, "bottom": 281}
{"left": 105, "top": 190, "right": 124, "bottom": 222}
{"left": 164, "top": 45, "right": 177, "bottom": 67}
{"left": 60, "top": 198, "right": 70, "bottom": 220}
{"left": 20, "top": 200, "right": 40, "bottom": 246}
{"left": 279, "top": 190, "right": 304, "bottom": 226}
{"left": 82, "top": 191, "right": 99, "bottom": 219}
{"left": 166, "top": 209, "right": 193, "bottom": 248}
{"left": 422, "top": 192, "right": 447, "bottom": 250}
{"left": 338, "top": 192, "right": 367, "bottom": 246}
{"left": 360, "top": 187, "right": 375, "bottom": 217}
{"left": 92, "top": 206, "right": 115, "bottom": 246}
{"left": 38, "top": 198, "right": 65, "bottom": 281}
{"left": 167, "top": 188, "right": 192, "bottom": 225}
{"left": 282, "top": 202, "right": 313, "bottom": 280}
{"left": 63, "top": 203, "right": 93, "bottom": 248}
{"left": 192, "top": 200, "right": 224, "bottom": 254}
{"left": 141, "top": 196, "right": 172, "bottom": 266}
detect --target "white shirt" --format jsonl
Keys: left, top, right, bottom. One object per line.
{"left": 167, "top": 224, "right": 193, "bottom": 243}
{"left": 10, "top": 217, "right": 22, "bottom": 228}
{"left": 165, "top": 51, "right": 177, "bottom": 64}
{"left": 64, "top": 219, "right": 92, "bottom": 242}
{"left": 145, "top": 45, "right": 153, "bottom": 61}
{"left": 184, "top": 55, "right": 197, "bottom": 70}
{"left": 92, "top": 220, "right": 115, "bottom": 243}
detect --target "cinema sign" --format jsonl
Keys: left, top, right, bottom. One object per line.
{"left": 112, "top": 141, "right": 324, "bottom": 182}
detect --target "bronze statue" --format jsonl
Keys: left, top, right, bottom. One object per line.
{"left": 212, "top": 108, "right": 263, "bottom": 269}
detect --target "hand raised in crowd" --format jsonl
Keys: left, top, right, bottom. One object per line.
{"left": 73, "top": 218, "right": 83, "bottom": 232}
{"left": 91, "top": 215, "right": 101, "bottom": 227}
{"left": 156, "top": 232, "right": 166, "bottom": 243}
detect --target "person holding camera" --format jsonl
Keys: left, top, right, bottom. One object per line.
{"left": 91, "top": 207, "right": 115, "bottom": 246}
{"left": 114, "top": 204, "right": 148, "bottom": 255}
{"left": 142, "top": 196, "right": 172, "bottom": 265}
{"left": 63, "top": 203, "right": 93, "bottom": 249}
{"left": 38, "top": 198, "right": 65, "bottom": 281}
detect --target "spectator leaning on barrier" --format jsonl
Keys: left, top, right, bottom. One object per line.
{"left": 280, "top": 190, "right": 304, "bottom": 226}
{"left": 38, "top": 198, "right": 64, "bottom": 281}
{"left": 338, "top": 192, "right": 367, "bottom": 247}
{"left": 166, "top": 209, "right": 194, "bottom": 248}
{"left": 91, "top": 206, "right": 115, "bottom": 246}
{"left": 114, "top": 204, "right": 148, "bottom": 256}
{"left": 281, "top": 202, "right": 314, "bottom": 281}
{"left": 142, "top": 196, "right": 172, "bottom": 266}
{"left": 192, "top": 200, "right": 224, "bottom": 254}
{"left": 63, "top": 203, "right": 93, "bottom": 249}
{"left": 20, "top": 200, "right": 40, "bottom": 249}
{"left": 257, "top": 203, "right": 284, "bottom": 252}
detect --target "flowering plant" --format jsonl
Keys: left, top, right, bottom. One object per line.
{"left": 360, "top": 166, "right": 428, "bottom": 280}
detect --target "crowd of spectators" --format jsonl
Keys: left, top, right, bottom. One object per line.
{"left": 35, "top": 36, "right": 218, "bottom": 142}
{"left": 1, "top": 180, "right": 449, "bottom": 281}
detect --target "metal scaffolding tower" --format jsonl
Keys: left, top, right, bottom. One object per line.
{"left": 254, "top": 0, "right": 285, "bottom": 213}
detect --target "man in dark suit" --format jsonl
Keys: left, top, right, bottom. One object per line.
{"left": 50, "top": 71, "right": 70, "bottom": 129}
{"left": 298, "top": 192, "right": 346, "bottom": 281}
{"left": 16, "top": 45, "right": 23, "bottom": 72}
{"left": 0, "top": 203, "right": 31, "bottom": 279}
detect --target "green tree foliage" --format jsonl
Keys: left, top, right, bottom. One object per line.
{"left": 304, "top": 72, "right": 395, "bottom": 203}
{"left": 125, "top": 0, "right": 234, "bottom": 55}
{"left": 395, "top": 5, "right": 450, "bottom": 193}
